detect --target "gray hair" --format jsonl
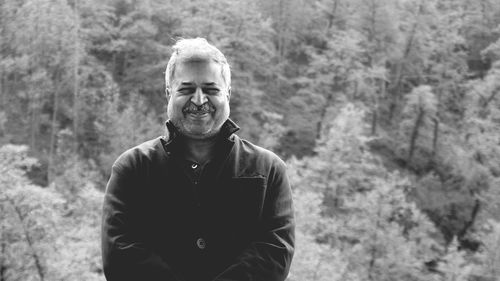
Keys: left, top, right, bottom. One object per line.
{"left": 165, "top": 38, "right": 231, "bottom": 90}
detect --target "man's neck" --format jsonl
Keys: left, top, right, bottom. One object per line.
{"left": 182, "top": 135, "right": 219, "bottom": 165}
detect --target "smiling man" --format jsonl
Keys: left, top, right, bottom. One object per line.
{"left": 101, "top": 38, "right": 295, "bottom": 281}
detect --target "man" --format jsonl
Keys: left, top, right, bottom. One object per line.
{"left": 101, "top": 38, "right": 295, "bottom": 281}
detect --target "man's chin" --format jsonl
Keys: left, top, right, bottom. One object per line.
{"left": 180, "top": 125, "right": 220, "bottom": 140}
{"left": 171, "top": 119, "right": 225, "bottom": 140}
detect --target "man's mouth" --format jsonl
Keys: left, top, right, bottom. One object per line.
{"left": 183, "top": 102, "right": 215, "bottom": 116}
{"left": 186, "top": 111, "right": 210, "bottom": 116}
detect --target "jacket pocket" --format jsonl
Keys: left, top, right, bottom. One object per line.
{"left": 221, "top": 176, "right": 267, "bottom": 230}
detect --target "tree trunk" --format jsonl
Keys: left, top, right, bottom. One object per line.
{"left": 408, "top": 108, "right": 425, "bottom": 162}
{"left": 482, "top": 90, "right": 498, "bottom": 108}
{"left": 29, "top": 89, "right": 39, "bottom": 150}
{"left": 73, "top": 0, "right": 80, "bottom": 153}
{"left": 388, "top": 0, "right": 424, "bottom": 122}
{"left": 275, "top": 0, "right": 287, "bottom": 97}
{"left": 325, "top": 0, "right": 338, "bottom": 30}
{"left": 367, "top": 0, "right": 377, "bottom": 45}
{"left": 0, "top": 71, "right": 3, "bottom": 109}
{"left": 112, "top": 53, "right": 117, "bottom": 80}
{"left": 432, "top": 117, "right": 439, "bottom": 157}
{"left": 48, "top": 80, "right": 63, "bottom": 184}
{"left": 29, "top": 8, "right": 39, "bottom": 150}
{"left": 371, "top": 78, "right": 384, "bottom": 135}
{"left": 277, "top": 0, "right": 286, "bottom": 60}
{"left": 7, "top": 196, "right": 45, "bottom": 281}
{"left": 316, "top": 91, "right": 335, "bottom": 139}
{"left": 353, "top": 80, "right": 359, "bottom": 99}
{"left": 367, "top": 245, "right": 377, "bottom": 281}
{"left": 367, "top": 200, "right": 382, "bottom": 281}
{"left": 0, "top": 236, "right": 5, "bottom": 281}
{"left": 371, "top": 110, "right": 378, "bottom": 135}
{"left": 0, "top": 205, "right": 6, "bottom": 281}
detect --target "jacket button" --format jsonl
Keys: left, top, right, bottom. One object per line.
{"left": 196, "top": 238, "right": 206, "bottom": 250}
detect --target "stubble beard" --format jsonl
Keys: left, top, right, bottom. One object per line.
{"left": 168, "top": 100, "right": 229, "bottom": 140}
{"left": 170, "top": 112, "right": 225, "bottom": 141}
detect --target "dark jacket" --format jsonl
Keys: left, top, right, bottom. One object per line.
{"left": 101, "top": 119, "right": 295, "bottom": 281}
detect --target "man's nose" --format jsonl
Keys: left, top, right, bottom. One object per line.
{"left": 191, "top": 88, "right": 208, "bottom": 105}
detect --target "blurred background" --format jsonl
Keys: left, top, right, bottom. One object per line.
{"left": 1, "top": 0, "right": 500, "bottom": 280}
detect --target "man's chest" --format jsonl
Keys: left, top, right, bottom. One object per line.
{"left": 132, "top": 162, "right": 267, "bottom": 234}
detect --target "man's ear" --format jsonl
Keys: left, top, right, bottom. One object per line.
{"left": 227, "top": 87, "right": 231, "bottom": 101}
{"left": 165, "top": 87, "right": 171, "bottom": 100}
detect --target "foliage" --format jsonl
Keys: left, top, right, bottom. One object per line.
{"left": 398, "top": 85, "right": 438, "bottom": 164}
{"left": 439, "top": 238, "right": 475, "bottom": 281}
{"left": 0, "top": 144, "right": 103, "bottom": 281}
{"left": 288, "top": 186, "right": 350, "bottom": 281}
{"left": 471, "top": 219, "right": 500, "bottom": 280}
{"left": 0, "top": 145, "right": 60, "bottom": 280}
{"left": 289, "top": 104, "right": 443, "bottom": 281}
{"left": 1, "top": 0, "right": 500, "bottom": 280}
{"left": 94, "top": 90, "right": 163, "bottom": 175}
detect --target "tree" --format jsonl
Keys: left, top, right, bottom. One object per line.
{"left": 94, "top": 90, "right": 163, "bottom": 175}
{"left": 0, "top": 145, "right": 63, "bottom": 280}
{"left": 472, "top": 219, "right": 500, "bottom": 280}
{"left": 399, "top": 85, "right": 438, "bottom": 164}
{"left": 11, "top": 0, "right": 77, "bottom": 150}
{"left": 89, "top": 0, "right": 175, "bottom": 110}
{"left": 287, "top": 103, "right": 443, "bottom": 280}
{"left": 337, "top": 173, "right": 442, "bottom": 281}
{"left": 1, "top": 1, "right": 500, "bottom": 279}
{"left": 439, "top": 238, "right": 475, "bottom": 281}
{"left": 50, "top": 137, "right": 105, "bottom": 280}
{"left": 0, "top": 143, "right": 104, "bottom": 280}
{"left": 288, "top": 183, "right": 350, "bottom": 281}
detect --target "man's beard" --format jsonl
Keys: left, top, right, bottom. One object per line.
{"left": 170, "top": 101, "right": 224, "bottom": 140}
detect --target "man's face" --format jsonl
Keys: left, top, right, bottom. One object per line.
{"left": 167, "top": 60, "right": 230, "bottom": 140}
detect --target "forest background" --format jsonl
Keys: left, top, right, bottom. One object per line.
{"left": 1, "top": 0, "right": 500, "bottom": 280}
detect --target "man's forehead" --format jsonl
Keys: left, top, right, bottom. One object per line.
{"left": 179, "top": 81, "right": 218, "bottom": 86}
{"left": 173, "top": 60, "right": 223, "bottom": 79}
{"left": 177, "top": 58, "right": 217, "bottom": 67}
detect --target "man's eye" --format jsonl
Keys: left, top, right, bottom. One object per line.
{"left": 178, "top": 88, "right": 194, "bottom": 94}
{"left": 204, "top": 88, "right": 220, "bottom": 95}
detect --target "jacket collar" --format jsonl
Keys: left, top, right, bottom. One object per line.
{"left": 163, "top": 119, "right": 240, "bottom": 147}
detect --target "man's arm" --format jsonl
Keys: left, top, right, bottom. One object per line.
{"left": 212, "top": 159, "right": 295, "bottom": 281}
{"left": 101, "top": 161, "right": 184, "bottom": 281}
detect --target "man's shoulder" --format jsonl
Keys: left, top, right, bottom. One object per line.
{"left": 112, "top": 137, "right": 165, "bottom": 172}
{"left": 231, "top": 134, "right": 286, "bottom": 168}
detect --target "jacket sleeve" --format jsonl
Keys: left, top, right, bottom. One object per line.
{"left": 212, "top": 159, "right": 295, "bottom": 281}
{"left": 101, "top": 160, "right": 185, "bottom": 281}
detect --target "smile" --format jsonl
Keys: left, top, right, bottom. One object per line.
{"left": 186, "top": 112, "right": 210, "bottom": 118}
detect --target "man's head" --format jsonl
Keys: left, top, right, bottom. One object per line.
{"left": 165, "top": 38, "right": 231, "bottom": 140}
